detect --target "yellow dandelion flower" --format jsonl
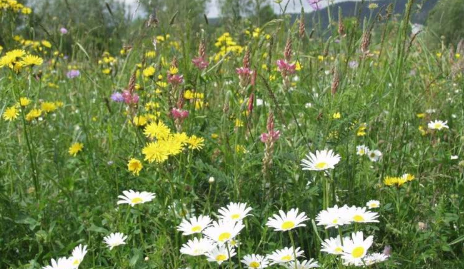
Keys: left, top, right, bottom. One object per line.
{"left": 211, "top": 133, "right": 219, "bottom": 139}
{"left": 41, "top": 102, "right": 57, "bottom": 113}
{"left": 142, "top": 142, "right": 169, "bottom": 163}
{"left": 187, "top": 135, "right": 205, "bottom": 150}
{"left": 127, "top": 158, "right": 143, "bottom": 175}
{"left": 41, "top": 40, "right": 52, "bottom": 48}
{"left": 102, "top": 68, "right": 111, "bottom": 74}
{"left": 144, "top": 121, "right": 171, "bottom": 140}
{"left": 21, "top": 54, "right": 43, "bottom": 66}
{"left": 169, "top": 66, "right": 178, "bottom": 74}
{"left": 161, "top": 136, "right": 183, "bottom": 156}
{"left": 3, "top": 106, "right": 19, "bottom": 121}
{"left": 133, "top": 115, "right": 148, "bottom": 126}
{"left": 19, "top": 97, "right": 31, "bottom": 107}
{"left": 235, "top": 145, "right": 246, "bottom": 154}
{"left": 332, "top": 112, "right": 341, "bottom": 119}
{"left": 416, "top": 113, "right": 425, "bottom": 118}
{"left": 235, "top": 119, "right": 244, "bottom": 127}
{"left": 26, "top": 108, "right": 41, "bottom": 121}
{"left": 68, "top": 142, "right": 84, "bottom": 157}
{"left": 357, "top": 123, "right": 367, "bottom": 136}
{"left": 143, "top": 66, "right": 156, "bottom": 77}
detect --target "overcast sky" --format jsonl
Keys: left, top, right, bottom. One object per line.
{"left": 119, "top": 0, "right": 366, "bottom": 18}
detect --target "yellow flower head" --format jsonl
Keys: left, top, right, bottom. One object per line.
{"left": 41, "top": 102, "right": 57, "bottom": 113}
{"left": 3, "top": 106, "right": 19, "bottom": 121}
{"left": 127, "top": 158, "right": 143, "bottom": 175}
{"left": 26, "top": 108, "right": 42, "bottom": 121}
{"left": 144, "top": 121, "right": 171, "bottom": 140}
{"left": 68, "top": 142, "right": 84, "bottom": 157}
{"left": 19, "top": 97, "right": 31, "bottom": 107}
{"left": 187, "top": 135, "right": 205, "bottom": 150}
{"left": 21, "top": 54, "right": 43, "bottom": 66}
{"left": 133, "top": 115, "right": 148, "bottom": 126}
{"left": 142, "top": 142, "right": 169, "bottom": 163}
{"left": 332, "top": 112, "right": 341, "bottom": 119}
{"left": 143, "top": 66, "right": 156, "bottom": 77}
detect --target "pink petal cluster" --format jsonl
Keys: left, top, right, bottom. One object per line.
{"left": 122, "top": 90, "right": 139, "bottom": 104}
{"left": 171, "top": 108, "right": 189, "bottom": 119}
{"left": 236, "top": 67, "right": 253, "bottom": 87}
{"left": 192, "top": 56, "right": 209, "bottom": 70}
{"left": 168, "top": 74, "right": 184, "bottom": 85}
{"left": 260, "top": 130, "right": 281, "bottom": 143}
{"left": 276, "top": 59, "right": 296, "bottom": 76}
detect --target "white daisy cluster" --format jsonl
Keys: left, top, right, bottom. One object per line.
{"left": 356, "top": 145, "right": 382, "bottom": 162}
{"left": 178, "top": 203, "right": 319, "bottom": 268}
{"left": 318, "top": 203, "right": 388, "bottom": 266}
{"left": 43, "top": 245, "right": 87, "bottom": 269}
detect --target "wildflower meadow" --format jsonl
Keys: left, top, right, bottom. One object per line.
{"left": 1, "top": 0, "right": 464, "bottom": 268}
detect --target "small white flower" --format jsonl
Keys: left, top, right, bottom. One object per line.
{"left": 316, "top": 205, "right": 351, "bottom": 229}
{"left": 428, "top": 120, "right": 449, "bottom": 130}
{"left": 203, "top": 220, "right": 244, "bottom": 244}
{"left": 451, "top": 155, "right": 458, "bottom": 160}
{"left": 356, "top": 145, "right": 369, "bottom": 156}
{"left": 364, "top": 253, "right": 389, "bottom": 265}
{"left": 117, "top": 190, "right": 155, "bottom": 207}
{"left": 218, "top": 202, "right": 253, "bottom": 222}
{"left": 366, "top": 200, "right": 380, "bottom": 209}
{"left": 43, "top": 257, "right": 74, "bottom": 269}
{"left": 341, "top": 232, "right": 374, "bottom": 264}
{"left": 301, "top": 149, "right": 341, "bottom": 171}
{"left": 267, "top": 247, "right": 304, "bottom": 264}
{"left": 206, "top": 245, "right": 236, "bottom": 265}
{"left": 180, "top": 237, "right": 215, "bottom": 256}
{"left": 367, "top": 150, "right": 382, "bottom": 162}
{"left": 285, "top": 259, "right": 320, "bottom": 268}
{"left": 103, "top": 232, "right": 127, "bottom": 250}
{"left": 70, "top": 244, "right": 88, "bottom": 267}
{"left": 321, "top": 236, "right": 344, "bottom": 255}
{"left": 241, "top": 254, "right": 269, "bottom": 268}
{"left": 177, "top": 215, "right": 212, "bottom": 235}
{"left": 266, "top": 208, "right": 309, "bottom": 232}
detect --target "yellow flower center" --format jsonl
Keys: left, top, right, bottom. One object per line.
{"left": 353, "top": 215, "right": 365, "bottom": 222}
{"left": 359, "top": 149, "right": 365, "bottom": 154}
{"left": 191, "top": 225, "right": 202, "bottom": 232}
{"left": 281, "top": 221, "right": 295, "bottom": 230}
{"left": 131, "top": 197, "right": 143, "bottom": 204}
{"left": 332, "top": 218, "right": 338, "bottom": 224}
{"left": 218, "top": 232, "right": 231, "bottom": 242}
{"left": 281, "top": 255, "right": 292, "bottom": 261}
{"left": 352, "top": 246, "right": 365, "bottom": 258}
{"left": 216, "top": 254, "right": 227, "bottom": 261}
{"left": 335, "top": 247, "right": 343, "bottom": 253}
{"left": 434, "top": 123, "right": 442, "bottom": 129}
{"left": 369, "top": 203, "right": 378, "bottom": 208}
{"left": 72, "top": 259, "right": 80, "bottom": 265}
{"left": 249, "top": 261, "right": 260, "bottom": 268}
{"left": 231, "top": 213, "right": 241, "bottom": 220}
{"left": 315, "top": 162, "right": 328, "bottom": 169}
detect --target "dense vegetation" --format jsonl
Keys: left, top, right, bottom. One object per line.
{"left": 1, "top": 0, "right": 464, "bottom": 268}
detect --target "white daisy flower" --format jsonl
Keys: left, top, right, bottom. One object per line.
{"left": 70, "top": 244, "right": 87, "bottom": 267}
{"left": 316, "top": 205, "right": 351, "bottom": 229}
{"left": 356, "top": 145, "right": 369, "bottom": 156}
{"left": 341, "top": 232, "right": 374, "bottom": 263}
{"left": 206, "top": 245, "right": 236, "bottom": 265}
{"left": 266, "top": 208, "right": 309, "bottom": 232}
{"left": 347, "top": 206, "right": 379, "bottom": 223}
{"left": 366, "top": 200, "right": 380, "bottom": 209}
{"left": 203, "top": 220, "right": 244, "bottom": 244}
{"left": 428, "top": 120, "right": 449, "bottom": 130}
{"left": 177, "top": 215, "right": 212, "bottom": 235}
{"left": 241, "top": 254, "right": 269, "bottom": 268}
{"left": 367, "top": 150, "right": 382, "bottom": 162}
{"left": 364, "top": 253, "right": 389, "bottom": 265}
{"left": 43, "top": 257, "right": 74, "bottom": 269}
{"left": 285, "top": 259, "right": 320, "bottom": 268}
{"left": 103, "top": 232, "right": 127, "bottom": 250}
{"left": 301, "top": 149, "right": 341, "bottom": 171}
{"left": 320, "top": 236, "right": 344, "bottom": 255}
{"left": 117, "top": 190, "right": 155, "bottom": 207}
{"left": 267, "top": 247, "right": 304, "bottom": 264}
{"left": 218, "top": 202, "right": 253, "bottom": 222}
{"left": 180, "top": 237, "right": 215, "bottom": 256}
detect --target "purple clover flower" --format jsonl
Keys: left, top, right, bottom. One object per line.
{"left": 111, "top": 92, "right": 124, "bottom": 102}
{"left": 66, "top": 70, "right": 80, "bottom": 79}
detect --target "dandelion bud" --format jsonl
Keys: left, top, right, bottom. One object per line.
{"left": 144, "top": 257, "right": 149, "bottom": 261}
{"left": 208, "top": 177, "right": 215, "bottom": 183}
